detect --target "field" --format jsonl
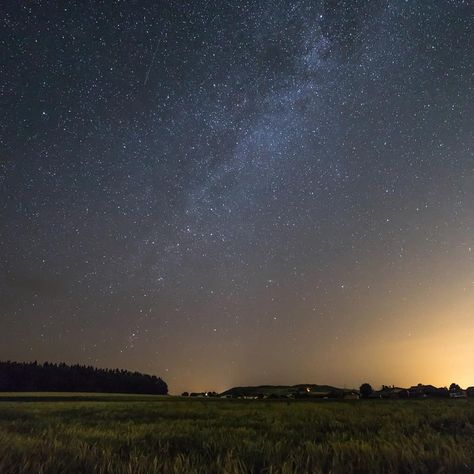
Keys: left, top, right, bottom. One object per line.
{"left": 0, "top": 394, "right": 473, "bottom": 473}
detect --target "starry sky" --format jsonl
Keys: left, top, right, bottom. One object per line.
{"left": 1, "top": 1, "right": 473, "bottom": 394}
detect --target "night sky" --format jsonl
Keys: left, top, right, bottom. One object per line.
{"left": 1, "top": 1, "right": 473, "bottom": 394}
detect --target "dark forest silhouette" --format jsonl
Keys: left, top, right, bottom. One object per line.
{"left": 0, "top": 361, "right": 168, "bottom": 395}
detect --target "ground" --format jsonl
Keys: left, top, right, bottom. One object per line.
{"left": 0, "top": 393, "right": 473, "bottom": 473}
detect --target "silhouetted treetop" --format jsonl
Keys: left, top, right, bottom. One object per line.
{"left": 359, "top": 383, "right": 373, "bottom": 398}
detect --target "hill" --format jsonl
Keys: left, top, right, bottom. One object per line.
{"left": 221, "top": 384, "right": 357, "bottom": 398}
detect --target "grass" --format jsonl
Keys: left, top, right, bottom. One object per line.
{"left": 0, "top": 393, "right": 473, "bottom": 473}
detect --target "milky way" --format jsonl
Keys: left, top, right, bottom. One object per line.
{"left": 1, "top": 1, "right": 473, "bottom": 392}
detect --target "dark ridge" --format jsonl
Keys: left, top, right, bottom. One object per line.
{"left": 221, "top": 384, "right": 354, "bottom": 398}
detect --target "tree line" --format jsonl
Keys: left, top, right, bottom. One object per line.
{"left": 0, "top": 361, "right": 168, "bottom": 395}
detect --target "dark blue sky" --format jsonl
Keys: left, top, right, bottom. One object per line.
{"left": 1, "top": 0, "right": 473, "bottom": 392}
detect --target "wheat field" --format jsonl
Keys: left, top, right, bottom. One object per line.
{"left": 0, "top": 393, "right": 473, "bottom": 473}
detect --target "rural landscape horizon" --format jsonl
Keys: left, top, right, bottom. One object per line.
{"left": 1, "top": 360, "right": 473, "bottom": 400}
{"left": 1, "top": 0, "right": 472, "bottom": 471}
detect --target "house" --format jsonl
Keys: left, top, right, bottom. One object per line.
{"left": 343, "top": 391, "right": 359, "bottom": 400}
{"left": 369, "top": 386, "right": 406, "bottom": 399}
{"left": 408, "top": 384, "right": 449, "bottom": 398}
{"left": 449, "top": 391, "right": 466, "bottom": 399}
{"left": 380, "top": 386, "right": 407, "bottom": 399}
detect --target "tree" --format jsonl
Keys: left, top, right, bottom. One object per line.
{"left": 449, "top": 383, "right": 461, "bottom": 393}
{"left": 359, "top": 383, "right": 373, "bottom": 398}
{"left": 181, "top": 391, "right": 189, "bottom": 397}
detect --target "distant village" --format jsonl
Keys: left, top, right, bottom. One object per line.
{"left": 182, "top": 383, "right": 474, "bottom": 400}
